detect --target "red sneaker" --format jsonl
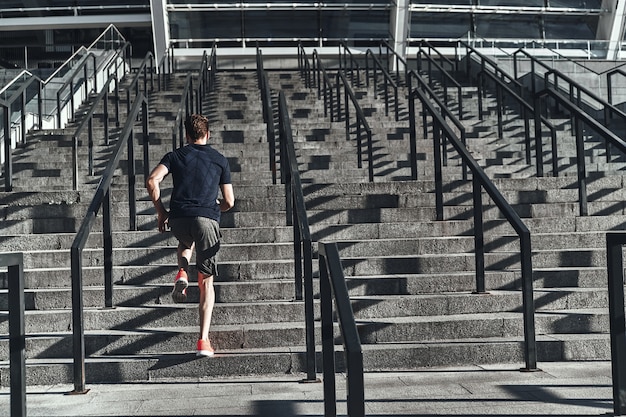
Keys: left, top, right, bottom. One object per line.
{"left": 171, "top": 269, "right": 188, "bottom": 303}
{"left": 197, "top": 339, "right": 215, "bottom": 357}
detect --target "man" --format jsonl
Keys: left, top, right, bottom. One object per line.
{"left": 146, "top": 114, "right": 235, "bottom": 357}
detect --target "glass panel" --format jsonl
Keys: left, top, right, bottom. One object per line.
{"left": 409, "top": 12, "right": 470, "bottom": 39}
{"left": 321, "top": 10, "right": 390, "bottom": 39}
{"left": 411, "top": 0, "right": 471, "bottom": 4}
{"left": 244, "top": 10, "right": 319, "bottom": 39}
{"left": 475, "top": 14, "right": 539, "bottom": 38}
{"left": 549, "top": 0, "right": 601, "bottom": 8}
{"left": 478, "top": 0, "right": 543, "bottom": 5}
{"left": 0, "top": 0, "right": 147, "bottom": 6}
{"left": 168, "top": 0, "right": 391, "bottom": 3}
{"left": 169, "top": 11, "right": 242, "bottom": 39}
{"left": 544, "top": 15, "right": 597, "bottom": 39}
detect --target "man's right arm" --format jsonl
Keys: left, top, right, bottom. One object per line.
{"left": 219, "top": 183, "right": 235, "bottom": 212}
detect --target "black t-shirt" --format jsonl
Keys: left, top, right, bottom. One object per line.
{"left": 159, "top": 144, "right": 231, "bottom": 221}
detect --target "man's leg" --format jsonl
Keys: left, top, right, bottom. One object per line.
{"left": 197, "top": 272, "right": 216, "bottom": 356}
{"left": 198, "top": 272, "right": 215, "bottom": 339}
{"left": 177, "top": 242, "right": 194, "bottom": 270}
{"left": 172, "top": 242, "right": 194, "bottom": 303}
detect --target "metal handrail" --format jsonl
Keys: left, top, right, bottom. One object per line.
{"left": 312, "top": 51, "right": 336, "bottom": 121}
{"left": 458, "top": 40, "right": 523, "bottom": 96}
{"left": 171, "top": 46, "right": 216, "bottom": 151}
{"left": 338, "top": 42, "right": 362, "bottom": 87}
{"left": 417, "top": 45, "right": 464, "bottom": 120}
{"left": 0, "top": 252, "right": 25, "bottom": 417}
{"left": 419, "top": 39, "right": 457, "bottom": 74}
{"left": 1, "top": 75, "right": 42, "bottom": 191}
{"left": 1, "top": 27, "right": 130, "bottom": 192}
{"left": 126, "top": 51, "right": 155, "bottom": 113}
{"left": 70, "top": 73, "right": 120, "bottom": 189}
{"left": 257, "top": 49, "right": 278, "bottom": 184}
{"left": 69, "top": 93, "right": 149, "bottom": 394}
{"left": 476, "top": 69, "right": 558, "bottom": 177}
{"left": 335, "top": 70, "right": 374, "bottom": 182}
{"left": 407, "top": 69, "right": 468, "bottom": 181}
{"left": 172, "top": 73, "right": 194, "bottom": 151}
{"left": 606, "top": 68, "right": 626, "bottom": 107}
{"left": 410, "top": 84, "right": 537, "bottom": 372}
{"left": 318, "top": 241, "right": 364, "bottom": 417}
{"left": 55, "top": 51, "right": 98, "bottom": 127}
{"left": 606, "top": 231, "right": 626, "bottom": 417}
{"left": 364, "top": 49, "right": 399, "bottom": 121}
{"left": 276, "top": 89, "right": 317, "bottom": 382}
{"left": 533, "top": 87, "right": 626, "bottom": 217}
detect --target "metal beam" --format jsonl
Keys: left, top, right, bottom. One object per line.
{"left": 0, "top": 14, "right": 151, "bottom": 31}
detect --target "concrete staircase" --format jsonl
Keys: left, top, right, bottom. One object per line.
{"left": 0, "top": 54, "right": 624, "bottom": 385}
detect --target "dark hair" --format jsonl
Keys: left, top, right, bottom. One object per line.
{"left": 184, "top": 114, "right": 209, "bottom": 141}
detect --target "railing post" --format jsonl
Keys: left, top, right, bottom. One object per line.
{"left": 142, "top": 97, "right": 150, "bottom": 179}
{"left": 70, "top": 245, "right": 89, "bottom": 394}
{"left": 520, "top": 231, "right": 538, "bottom": 372}
{"left": 607, "top": 232, "right": 626, "bottom": 416}
{"left": 1, "top": 252, "right": 26, "bottom": 417}
{"left": 103, "top": 189, "right": 113, "bottom": 308}
{"left": 472, "top": 176, "right": 486, "bottom": 294}
{"left": 128, "top": 124, "right": 137, "bottom": 231}
{"left": 3, "top": 105, "right": 13, "bottom": 191}
{"left": 319, "top": 252, "right": 337, "bottom": 417}
{"left": 408, "top": 89, "right": 418, "bottom": 180}
{"left": 574, "top": 115, "right": 588, "bottom": 216}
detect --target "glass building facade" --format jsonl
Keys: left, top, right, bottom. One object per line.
{"left": 0, "top": 0, "right": 623, "bottom": 67}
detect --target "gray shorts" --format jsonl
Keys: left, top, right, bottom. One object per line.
{"left": 169, "top": 216, "right": 221, "bottom": 276}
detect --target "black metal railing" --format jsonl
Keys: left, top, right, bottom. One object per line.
{"left": 172, "top": 47, "right": 215, "bottom": 151}
{"left": 0, "top": 252, "right": 25, "bottom": 417}
{"left": 605, "top": 231, "right": 626, "bottom": 417}
{"left": 410, "top": 82, "right": 538, "bottom": 372}
{"left": 318, "top": 241, "right": 364, "bottom": 417}
{"left": 338, "top": 42, "right": 362, "bottom": 87}
{"left": 257, "top": 48, "right": 278, "bottom": 184}
{"left": 172, "top": 73, "right": 193, "bottom": 151}
{"left": 1, "top": 27, "right": 130, "bottom": 192}
{"left": 56, "top": 51, "right": 97, "bottom": 128}
{"left": 276, "top": 89, "right": 318, "bottom": 382}
{"left": 476, "top": 69, "right": 557, "bottom": 177}
{"left": 457, "top": 41, "right": 520, "bottom": 94}
{"left": 70, "top": 73, "right": 120, "bottom": 189}
{"left": 197, "top": 45, "right": 215, "bottom": 115}
{"left": 297, "top": 44, "right": 336, "bottom": 121}
{"left": 69, "top": 93, "right": 149, "bottom": 394}
{"left": 335, "top": 71, "right": 374, "bottom": 182}
{"left": 606, "top": 68, "right": 626, "bottom": 108}
{"left": 514, "top": 49, "right": 626, "bottom": 155}
{"left": 125, "top": 51, "right": 156, "bottom": 113}
{"left": 364, "top": 49, "right": 399, "bottom": 121}
{"left": 407, "top": 70, "right": 468, "bottom": 181}
{"left": 417, "top": 43, "right": 464, "bottom": 120}
{"left": 1, "top": 73, "right": 42, "bottom": 191}
{"left": 534, "top": 87, "right": 626, "bottom": 217}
